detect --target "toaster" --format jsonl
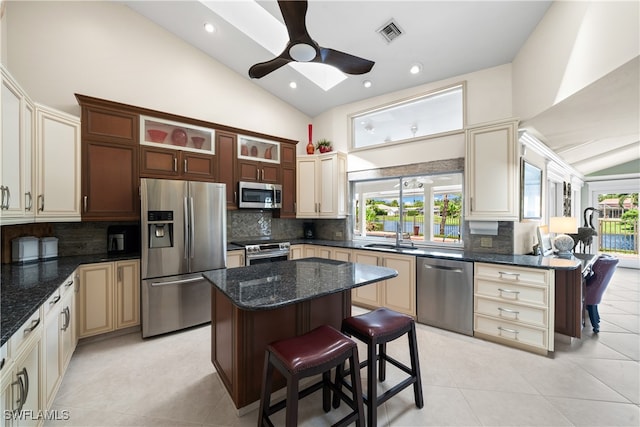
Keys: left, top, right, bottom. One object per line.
{"left": 12, "top": 236, "right": 40, "bottom": 263}
{"left": 39, "top": 237, "right": 59, "bottom": 259}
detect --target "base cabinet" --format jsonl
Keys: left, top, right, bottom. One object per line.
{"left": 77, "top": 260, "right": 140, "bottom": 339}
{"left": 473, "top": 262, "right": 554, "bottom": 354}
{"left": 350, "top": 249, "right": 416, "bottom": 317}
{"left": 227, "top": 250, "right": 245, "bottom": 268}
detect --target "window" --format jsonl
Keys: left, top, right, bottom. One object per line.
{"left": 352, "top": 172, "right": 464, "bottom": 247}
{"left": 350, "top": 84, "right": 464, "bottom": 150}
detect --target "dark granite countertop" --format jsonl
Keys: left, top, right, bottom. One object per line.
{"left": 292, "top": 239, "right": 587, "bottom": 270}
{"left": 203, "top": 257, "right": 398, "bottom": 311}
{"left": 1, "top": 253, "right": 140, "bottom": 347}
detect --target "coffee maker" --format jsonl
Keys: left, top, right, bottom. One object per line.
{"left": 107, "top": 225, "right": 140, "bottom": 255}
{"left": 303, "top": 222, "right": 315, "bottom": 239}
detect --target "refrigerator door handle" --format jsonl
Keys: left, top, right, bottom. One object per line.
{"left": 150, "top": 277, "right": 203, "bottom": 287}
{"left": 189, "top": 197, "right": 195, "bottom": 258}
{"left": 183, "top": 197, "right": 189, "bottom": 260}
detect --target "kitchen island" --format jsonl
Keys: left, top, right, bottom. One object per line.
{"left": 202, "top": 257, "right": 398, "bottom": 411}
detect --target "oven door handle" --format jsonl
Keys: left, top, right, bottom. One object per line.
{"left": 246, "top": 251, "right": 290, "bottom": 261}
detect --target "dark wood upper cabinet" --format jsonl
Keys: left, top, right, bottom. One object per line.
{"left": 76, "top": 95, "right": 140, "bottom": 221}
{"left": 236, "top": 159, "right": 279, "bottom": 184}
{"left": 274, "top": 143, "right": 297, "bottom": 218}
{"left": 140, "top": 146, "right": 215, "bottom": 182}
{"left": 216, "top": 131, "right": 237, "bottom": 209}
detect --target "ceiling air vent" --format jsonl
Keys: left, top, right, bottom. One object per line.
{"left": 377, "top": 19, "right": 403, "bottom": 43}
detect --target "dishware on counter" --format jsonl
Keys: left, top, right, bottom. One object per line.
{"left": 147, "top": 129, "right": 168, "bottom": 143}
{"left": 12, "top": 236, "right": 39, "bottom": 262}
{"left": 39, "top": 237, "right": 58, "bottom": 259}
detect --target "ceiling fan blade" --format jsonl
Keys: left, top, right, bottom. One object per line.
{"left": 317, "top": 47, "right": 375, "bottom": 75}
{"left": 249, "top": 56, "right": 291, "bottom": 79}
{"left": 278, "top": 0, "right": 309, "bottom": 41}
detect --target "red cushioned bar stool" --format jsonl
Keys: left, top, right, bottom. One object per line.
{"left": 333, "top": 308, "right": 423, "bottom": 427}
{"left": 258, "top": 324, "right": 365, "bottom": 427}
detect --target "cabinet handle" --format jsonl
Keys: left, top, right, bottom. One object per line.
{"left": 256, "top": 169, "right": 260, "bottom": 181}
{"left": 0, "top": 186, "right": 5, "bottom": 209}
{"left": 184, "top": 159, "right": 188, "bottom": 173}
{"left": 497, "top": 326, "right": 519, "bottom": 336}
{"left": 497, "top": 288, "right": 520, "bottom": 297}
{"left": 3, "top": 186, "right": 10, "bottom": 210}
{"left": 498, "top": 307, "right": 519, "bottom": 318}
{"left": 498, "top": 271, "right": 520, "bottom": 280}
{"left": 49, "top": 295, "right": 61, "bottom": 305}
{"left": 261, "top": 169, "right": 264, "bottom": 181}
{"left": 83, "top": 195, "right": 88, "bottom": 212}
{"left": 117, "top": 266, "right": 122, "bottom": 282}
{"left": 65, "top": 279, "right": 73, "bottom": 288}
{"left": 38, "top": 194, "right": 44, "bottom": 212}
{"left": 13, "top": 371, "right": 25, "bottom": 412}
{"left": 61, "top": 306, "right": 70, "bottom": 331}
{"left": 25, "top": 191, "right": 33, "bottom": 211}
{"left": 174, "top": 157, "right": 178, "bottom": 172}
{"left": 0, "top": 358, "right": 4, "bottom": 371}
{"left": 234, "top": 191, "right": 237, "bottom": 204}
{"left": 23, "top": 318, "right": 40, "bottom": 335}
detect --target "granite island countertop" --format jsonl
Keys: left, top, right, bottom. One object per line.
{"left": 203, "top": 257, "right": 398, "bottom": 310}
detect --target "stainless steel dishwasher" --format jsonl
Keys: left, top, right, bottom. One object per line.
{"left": 416, "top": 257, "right": 474, "bottom": 336}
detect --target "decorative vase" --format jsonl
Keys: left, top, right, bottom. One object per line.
{"left": 264, "top": 146, "right": 272, "bottom": 159}
{"left": 306, "top": 124, "right": 315, "bottom": 155}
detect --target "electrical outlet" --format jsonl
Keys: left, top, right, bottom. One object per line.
{"left": 335, "top": 231, "right": 343, "bottom": 239}
{"left": 480, "top": 237, "right": 493, "bottom": 248}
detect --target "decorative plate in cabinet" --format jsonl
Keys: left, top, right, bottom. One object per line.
{"left": 140, "top": 115, "right": 215, "bottom": 154}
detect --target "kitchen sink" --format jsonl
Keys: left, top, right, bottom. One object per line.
{"left": 362, "top": 243, "right": 422, "bottom": 253}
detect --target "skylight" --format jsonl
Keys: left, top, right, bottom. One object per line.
{"left": 201, "top": 0, "right": 347, "bottom": 91}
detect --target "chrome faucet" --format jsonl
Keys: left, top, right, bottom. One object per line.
{"left": 396, "top": 223, "right": 415, "bottom": 248}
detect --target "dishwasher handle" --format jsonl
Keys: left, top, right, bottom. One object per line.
{"left": 423, "top": 264, "right": 463, "bottom": 273}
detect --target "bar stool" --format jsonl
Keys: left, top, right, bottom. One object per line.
{"left": 258, "top": 324, "right": 365, "bottom": 427}
{"left": 334, "top": 308, "right": 423, "bottom": 427}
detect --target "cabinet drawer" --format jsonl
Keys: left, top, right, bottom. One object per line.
{"left": 474, "top": 314, "right": 548, "bottom": 350}
{"left": 475, "top": 263, "right": 550, "bottom": 286}
{"left": 43, "top": 288, "right": 62, "bottom": 317}
{"left": 475, "top": 278, "right": 549, "bottom": 306}
{"left": 10, "top": 307, "right": 42, "bottom": 356}
{"left": 59, "top": 273, "right": 76, "bottom": 297}
{"left": 475, "top": 296, "right": 548, "bottom": 328}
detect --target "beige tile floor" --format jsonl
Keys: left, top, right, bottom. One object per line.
{"left": 47, "top": 267, "right": 639, "bottom": 426}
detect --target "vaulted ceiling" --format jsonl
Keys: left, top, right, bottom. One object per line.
{"left": 125, "top": 1, "right": 639, "bottom": 177}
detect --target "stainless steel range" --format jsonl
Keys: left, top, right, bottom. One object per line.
{"left": 232, "top": 238, "right": 291, "bottom": 266}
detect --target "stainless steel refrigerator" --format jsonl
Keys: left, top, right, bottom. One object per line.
{"left": 140, "top": 178, "right": 226, "bottom": 338}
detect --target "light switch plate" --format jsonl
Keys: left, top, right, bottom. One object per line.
{"left": 480, "top": 237, "right": 493, "bottom": 248}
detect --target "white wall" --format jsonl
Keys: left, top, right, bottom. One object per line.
{"left": 3, "top": 1, "right": 310, "bottom": 144}
{"left": 314, "top": 64, "right": 514, "bottom": 171}
{"left": 512, "top": 0, "right": 640, "bottom": 121}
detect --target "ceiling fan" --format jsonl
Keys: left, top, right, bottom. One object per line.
{"left": 248, "top": 0, "right": 375, "bottom": 79}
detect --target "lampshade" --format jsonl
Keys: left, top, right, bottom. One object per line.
{"left": 549, "top": 216, "right": 578, "bottom": 258}
{"left": 549, "top": 216, "right": 578, "bottom": 234}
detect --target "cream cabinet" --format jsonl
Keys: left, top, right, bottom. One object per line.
{"left": 8, "top": 308, "right": 43, "bottom": 427}
{"left": 303, "top": 245, "right": 332, "bottom": 259}
{"left": 1, "top": 348, "right": 12, "bottom": 427}
{"left": 332, "top": 247, "right": 352, "bottom": 262}
{"left": 227, "top": 250, "right": 245, "bottom": 268}
{"left": 350, "top": 250, "right": 416, "bottom": 317}
{"left": 0, "top": 67, "right": 35, "bottom": 224}
{"left": 465, "top": 120, "right": 518, "bottom": 221}
{"left": 77, "top": 260, "right": 140, "bottom": 339}
{"left": 473, "top": 262, "right": 555, "bottom": 354}
{"left": 296, "top": 152, "right": 347, "bottom": 218}
{"left": 289, "top": 245, "right": 304, "bottom": 260}
{"left": 34, "top": 104, "right": 81, "bottom": 222}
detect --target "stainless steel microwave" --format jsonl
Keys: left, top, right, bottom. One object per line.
{"left": 238, "top": 181, "right": 282, "bottom": 209}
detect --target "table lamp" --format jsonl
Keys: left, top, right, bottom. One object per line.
{"left": 549, "top": 216, "right": 578, "bottom": 258}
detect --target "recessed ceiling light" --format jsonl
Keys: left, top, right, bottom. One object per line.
{"left": 362, "top": 80, "right": 372, "bottom": 88}
{"left": 204, "top": 23, "right": 215, "bottom": 33}
{"left": 410, "top": 63, "right": 422, "bottom": 74}
{"left": 289, "top": 81, "right": 297, "bottom": 89}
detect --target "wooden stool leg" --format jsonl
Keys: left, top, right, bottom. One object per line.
{"left": 349, "top": 349, "right": 366, "bottom": 427}
{"left": 258, "top": 352, "right": 274, "bottom": 427}
{"left": 322, "top": 371, "right": 331, "bottom": 412}
{"left": 332, "top": 361, "right": 345, "bottom": 409}
{"left": 378, "top": 342, "right": 387, "bottom": 382}
{"left": 408, "top": 324, "right": 424, "bottom": 408}
{"left": 285, "top": 375, "right": 299, "bottom": 427}
{"left": 367, "top": 337, "right": 377, "bottom": 427}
